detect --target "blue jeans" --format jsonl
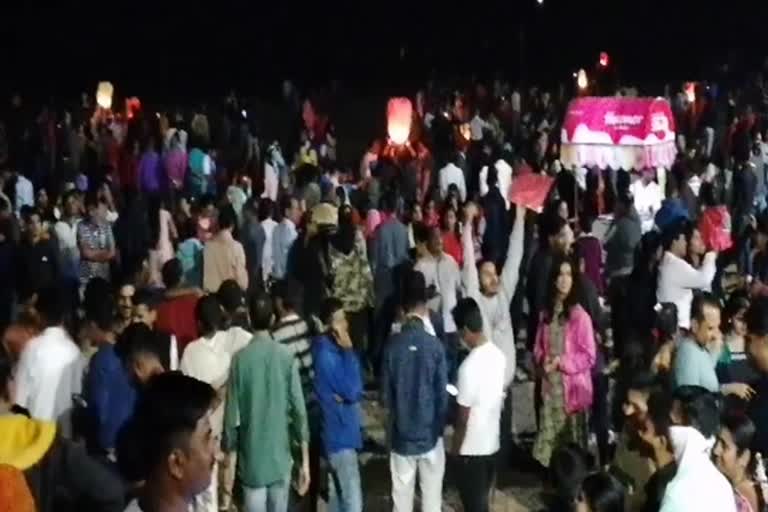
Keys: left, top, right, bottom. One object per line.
{"left": 243, "top": 476, "right": 291, "bottom": 512}
{"left": 328, "top": 449, "right": 362, "bottom": 512}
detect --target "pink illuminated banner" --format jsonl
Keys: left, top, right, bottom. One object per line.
{"left": 560, "top": 97, "right": 678, "bottom": 170}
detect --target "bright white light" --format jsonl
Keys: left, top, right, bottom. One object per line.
{"left": 537, "top": 0, "right": 543, "bottom": 4}
{"left": 96, "top": 82, "right": 113, "bottom": 110}
{"left": 577, "top": 69, "right": 588, "bottom": 89}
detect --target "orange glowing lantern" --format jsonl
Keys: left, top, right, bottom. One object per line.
{"left": 125, "top": 97, "right": 141, "bottom": 120}
{"left": 387, "top": 97, "right": 413, "bottom": 145}
{"left": 96, "top": 81, "right": 114, "bottom": 110}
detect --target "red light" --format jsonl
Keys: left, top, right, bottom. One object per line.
{"left": 599, "top": 52, "right": 609, "bottom": 67}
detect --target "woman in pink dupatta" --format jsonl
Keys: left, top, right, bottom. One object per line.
{"left": 533, "top": 253, "right": 596, "bottom": 467}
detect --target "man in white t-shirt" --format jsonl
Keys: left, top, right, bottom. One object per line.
{"left": 451, "top": 298, "right": 505, "bottom": 512}
{"left": 630, "top": 169, "right": 662, "bottom": 233}
{"left": 14, "top": 289, "right": 83, "bottom": 439}
{"left": 438, "top": 156, "right": 467, "bottom": 202}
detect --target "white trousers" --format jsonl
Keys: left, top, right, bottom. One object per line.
{"left": 389, "top": 438, "right": 445, "bottom": 512}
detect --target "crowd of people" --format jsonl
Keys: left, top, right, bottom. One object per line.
{"left": 2, "top": 70, "right": 768, "bottom": 512}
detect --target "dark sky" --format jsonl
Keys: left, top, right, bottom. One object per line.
{"left": 1, "top": 2, "right": 766, "bottom": 100}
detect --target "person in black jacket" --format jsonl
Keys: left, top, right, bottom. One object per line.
{"left": 16, "top": 205, "right": 60, "bottom": 306}
{"left": 480, "top": 167, "right": 510, "bottom": 269}
{"left": 746, "top": 298, "right": 768, "bottom": 458}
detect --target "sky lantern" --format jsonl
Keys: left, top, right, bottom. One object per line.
{"left": 96, "top": 81, "right": 114, "bottom": 110}
{"left": 387, "top": 97, "right": 413, "bottom": 145}
{"left": 577, "top": 69, "right": 588, "bottom": 90}
{"left": 599, "top": 51, "right": 609, "bottom": 68}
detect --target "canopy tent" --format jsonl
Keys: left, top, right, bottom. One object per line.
{"left": 560, "top": 97, "right": 677, "bottom": 171}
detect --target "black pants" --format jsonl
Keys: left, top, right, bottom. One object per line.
{"left": 608, "top": 274, "right": 630, "bottom": 356}
{"left": 347, "top": 308, "right": 370, "bottom": 357}
{"left": 456, "top": 455, "right": 496, "bottom": 512}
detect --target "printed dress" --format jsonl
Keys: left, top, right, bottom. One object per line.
{"left": 533, "top": 306, "right": 588, "bottom": 467}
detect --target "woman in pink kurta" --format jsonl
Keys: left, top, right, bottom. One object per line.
{"left": 533, "top": 254, "right": 596, "bottom": 467}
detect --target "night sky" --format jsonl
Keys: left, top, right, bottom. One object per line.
{"left": 1, "top": 2, "right": 766, "bottom": 101}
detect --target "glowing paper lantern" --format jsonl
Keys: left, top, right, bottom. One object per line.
{"left": 599, "top": 52, "right": 609, "bottom": 68}
{"left": 577, "top": 69, "right": 588, "bottom": 90}
{"left": 387, "top": 97, "right": 413, "bottom": 145}
{"left": 125, "top": 97, "right": 141, "bottom": 119}
{"left": 96, "top": 82, "right": 114, "bottom": 110}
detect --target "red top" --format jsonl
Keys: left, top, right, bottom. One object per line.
{"left": 155, "top": 292, "right": 201, "bottom": 355}
{"left": 442, "top": 231, "right": 463, "bottom": 267}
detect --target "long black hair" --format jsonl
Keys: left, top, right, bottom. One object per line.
{"left": 543, "top": 253, "right": 583, "bottom": 323}
{"left": 721, "top": 411, "right": 758, "bottom": 476}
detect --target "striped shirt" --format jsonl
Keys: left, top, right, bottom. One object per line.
{"left": 271, "top": 314, "right": 315, "bottom": 407}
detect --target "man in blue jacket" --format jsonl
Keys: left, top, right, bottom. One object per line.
{"left": 381, "top": 269, "right": 448, "bottom": 512}
{"left": 312, "top": 297, "right": 364, "bottom": 512}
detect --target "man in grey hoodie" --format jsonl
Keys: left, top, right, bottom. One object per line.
{"left": 605, "top": 191, "right": 642, "bottom": 354}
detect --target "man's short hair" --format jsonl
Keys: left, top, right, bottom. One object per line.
{"left": 115, "top": 322, "right": 163, "bottom": 367}
{"left": 84, "top": 190, "right": 104, "bottom": 210}
{"left": 34, "top": 286, "right": 66, "bottom": 326}
{"left": 412, "top": 222, "right": 430, "bottom": 246}
{"left": 401, "top": 269, "right": 427, "bottom": 312}
{"left": 272, "top": 278, "right": 303, "bottom": 313}
{"left": 673, "top": 386, "right": 721, "bottom": 439}
{"left": 320, "top": 297, "right": 344, "bottom": 327}
{"left": 120, "top": 372, "right": 215, "bottom": 480}
{"left": 258, "top": 198, "right": 274, "bottom": 221}
{"left": 161, "top": 259, "right": 183, "bottom": 289}
{"left": 196, "top": 295, "right": 224, "bottom": 334}
{"left": 661, "top": 220, "right": 688, "bottom": 252}
{"left": 691, "top": 292, "right": 720, "bottom": 324}
{"left": 549, "top": 443, "right": 588, "bottom": 504}
{"left": 249, "top": 290, "right": 274, "bottom": 330}
{"left": 280, "top": 195, "right": 297, "bottom": 217}
{"left": 0, "top": 347, "right": 12, "bottom": 402}
{"left": 217, "top": 280, "right": 245, "bottom": 314}
{"left": 452, "top": 298, "right": 483, "bottom": 334}
{"left": 627, "top": 371, "right": 665, "bottom": 395}
{"left": 133, "top": 288, "right": 163, "bottom": 310}
{"left": 19, "top": 205, "right": 36, "bottom": 223}
{"left": 218, "top": 204, "right": 237, "bottom": 230}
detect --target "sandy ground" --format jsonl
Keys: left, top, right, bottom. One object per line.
{"left": 351, "top": 391, "right": 546, "bottom": 512}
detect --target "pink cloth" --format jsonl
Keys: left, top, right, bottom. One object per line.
{"left": 534, "top": 304, "right": 596, "bottom": 414}
{"left": 365, "top": 209, "right": 382, "bottom": 239}
{"left": 165, "top": 149, "right": 188, "bottom": 190}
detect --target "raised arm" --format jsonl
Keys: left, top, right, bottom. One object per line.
{"left": 461, "top": 203, "right": 480, "bottom": 300}
{"left": 500, "top": 204, "right": 526, "bottom": 301}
